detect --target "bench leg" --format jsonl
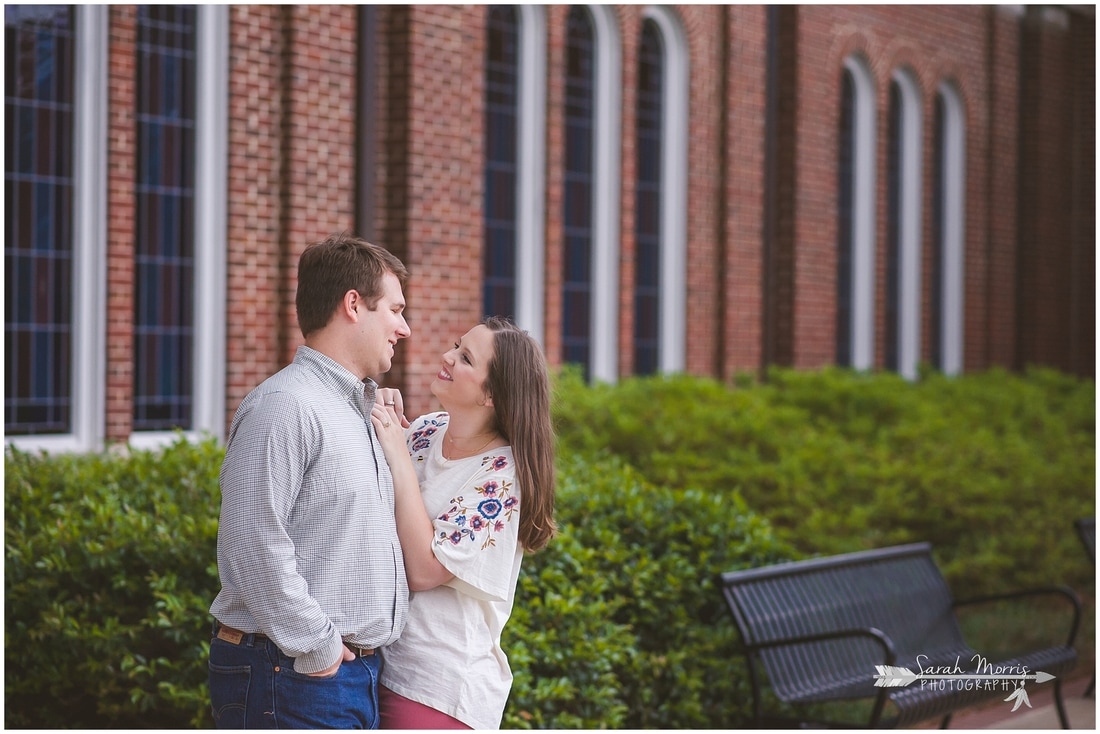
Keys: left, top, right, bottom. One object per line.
{"left": 1054, "top": 679, "right": 1070, "bottom": 729}
{"left": 938, "top": 713, "right": 952, "bottom": 729}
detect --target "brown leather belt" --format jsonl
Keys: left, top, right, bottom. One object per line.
{"left": 344, "top": 642, "right": 376, "bottom": 657}
{"left": 214, "top": 622, "right": 374, "bottom": 657}
{"left": 214, "top": 622, "right": 266, "bottom": 645}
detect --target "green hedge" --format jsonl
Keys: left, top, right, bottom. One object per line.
{"left": 553, "top": 365, "right": 1095, "bottom": 596}
{"left": 5, "top": 367, "right": 1094, "bottom": 728}
{"left": 501, "top": 453, "right": 790, "bottom": 728}
{"left": 5, "top": 437, "right": 222, "bottom": 728}
{"left": 5, "top": 440, "right": 788, "bottom": 729}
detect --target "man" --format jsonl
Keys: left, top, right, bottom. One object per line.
{"left": 209, "top": 233, "right": 411, "bottom": 728}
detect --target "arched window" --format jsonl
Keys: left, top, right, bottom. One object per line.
{"left": 633, "top": 19, "right": 662, "bottom": 375}
{"left": 634, "top": 6, "right": 687, "bottom": 376}
{"left": 932, "top": 82, "right": 966, "bottom": 375}
{"left": 885, "top": 69, "right": 922, "bottom": 379}
{"left": 483, "top": 6, "right": 547, "bottom": 340}
{"left": 561, "top": 5, "right": 620, "bottom": 381}
{"left": 836, "top": 55, "right": 876, "bottom": 369}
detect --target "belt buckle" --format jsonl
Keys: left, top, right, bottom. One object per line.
{"left": 347, "top": 642, "right": 374, "bottom": 657}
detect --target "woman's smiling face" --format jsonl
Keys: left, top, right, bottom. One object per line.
{"left": 431, "top": 324, "right": 497, "bottom": 408}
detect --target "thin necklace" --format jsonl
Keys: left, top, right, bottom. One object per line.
{"left": 444, "top": 429, "right": 498, "bottom": 459}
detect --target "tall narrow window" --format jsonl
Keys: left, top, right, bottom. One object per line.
{"left": 356, "top": 5, "right": 377, "bottom": 239}
{"left": 836, "top": 70, "right": 854, "bottom": 367}
{"left": 931, "top": 94, "right": 944, "bottom": 370}
{"left": 836, "top": 55, "right": 876, "bottom": 370}
{"left": 885, "top": 83, "right": 901, "bottom": 372}
{"left": 483, "top": 5, "right": 519, "bottom": 320}
{"left": 886, "top": 70, "right": 922, "bottom": 379}
{"left": 562, "top": 6, "right": 595, "bottom": 378}
{"left": 134, "top": 5, "right": 197, "bottom": 431}
{"left": 5, "top": 6, "right": 77, "bottom": 435}
{"left": 633, "top": 19, "right": 662, "bottom": 375}
{"left": 932, "top": 82, "right": 966, "bottom": 374}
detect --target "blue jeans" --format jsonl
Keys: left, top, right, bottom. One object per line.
{"left": 208, "top": 630, "right": 381, "bottom": 729}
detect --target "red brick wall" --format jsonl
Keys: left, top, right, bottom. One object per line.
{"left": 385, "top": 6, "right": 489, "bottom": 418}
{"left": 106, "top": 7, "right": 136, "bottom": 442}
{"left": 225, "top": 6, "right": 287, "bottom": 433}
{"left": 787, "top": 5, "right": 996, "bottom": 370}
{"left": 1016, "top": 7, "right": 1083, "bottom": 374}
{"left": 1068, "top": 12, "right": 1095, "bottom": 378}
{"left": 722, "top": 5, "right": 768, "bottom": 378}
{"left": 984, "top": 7, "right": 1022, "bottom": 369}
{"left": 542, "top": 6, "right": 567, "bottom": 372}
{"left": 92, "top": 5, "right": 1091, "bottom": 442}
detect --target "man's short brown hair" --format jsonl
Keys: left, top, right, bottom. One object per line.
{"left": 295, "top": 233, "right": 409, "bottom": 337}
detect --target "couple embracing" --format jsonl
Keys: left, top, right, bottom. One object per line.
{"left": 208, "top": 233, "right": 556, "bottom": 729}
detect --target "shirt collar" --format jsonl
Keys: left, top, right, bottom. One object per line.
{"left": 293, "top": 345, "right": 376, "bottom": 413}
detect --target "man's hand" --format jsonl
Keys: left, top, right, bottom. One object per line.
{"left": 305, "top": 645, "right": 356, "bottom": 677}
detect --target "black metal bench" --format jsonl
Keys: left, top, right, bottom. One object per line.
{"left": 720, "top": 542, "right": 1081, "bottom": 728}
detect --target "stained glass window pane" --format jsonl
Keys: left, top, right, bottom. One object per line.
{"left": 634, "top": 20, "right": 662, "bottom": 376}
{"left": 836, "top": 70, "right": 854, "bottom": 367}
{"left": 483, "top": 5, "right": 518, "bottom": 320}
{"left": 562, "top": 7, "right": 594, "bottom": 377}
{"left": 133, "top": 5, "right": 196, "bottom": 430}
{"left": 4, "top": 5, "right": 76, "bottom": 435}
{"left": 885, "top": 82, "right": 901, "bottom": 372}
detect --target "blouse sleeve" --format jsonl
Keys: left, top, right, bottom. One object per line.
{"left": 430, "top": 453, "right": 520, "bottom": 602}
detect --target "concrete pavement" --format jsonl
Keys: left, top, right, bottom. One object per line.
{"left": 947, "top": 673, "right": 1094, "bottom": 730}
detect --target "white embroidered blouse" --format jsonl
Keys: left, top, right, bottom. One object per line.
{"left": 379, "top": 412, "right": 524, "bottom": 729}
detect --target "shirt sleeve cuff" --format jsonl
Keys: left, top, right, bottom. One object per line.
{"left": 292, "top": 633, "right": 345, "bottom": 675}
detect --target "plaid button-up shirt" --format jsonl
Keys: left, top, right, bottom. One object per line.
{"left": 210, "top": 346, "right": 409, "bottom": 674}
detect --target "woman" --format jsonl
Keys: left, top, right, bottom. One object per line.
{"left": 369, "top": 316, "right": 557, "bottom": 729}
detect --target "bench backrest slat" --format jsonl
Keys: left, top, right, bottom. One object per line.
{"left": 722, "top": 543, "right": 968, "bottom": 700}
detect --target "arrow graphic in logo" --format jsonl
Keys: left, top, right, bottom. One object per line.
{"left": 873, "top": 665, "right": 1055, "bottom": 688}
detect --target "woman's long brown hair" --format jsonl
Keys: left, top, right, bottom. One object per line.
{"left": 481, "top": 316, "right": 557, "bottom": 551}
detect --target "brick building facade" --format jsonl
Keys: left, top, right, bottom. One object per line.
{"left": 4, "top": 4, "right": 1094, "bottom": 451}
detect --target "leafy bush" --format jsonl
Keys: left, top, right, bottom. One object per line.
{"left": 5, "top": 366, "right": 1093, "bottom": 728}
{"left": 5, "top": 437, "right": 222, "bottom": 728}
{"left": 502, "top": 453, "right": 792, "bottom": 728}
{"left": 552, "top": 366, "right": 1095, "bottom": 597}
{"left": 6, "top": 438, "right": 788, "bottom": 729}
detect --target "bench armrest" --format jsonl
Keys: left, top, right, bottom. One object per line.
{"left": 953, "top": 584, "right": 1082, "bottom": 647}
{"left": 747, "top": 625, "right": 898, "bottom": 665}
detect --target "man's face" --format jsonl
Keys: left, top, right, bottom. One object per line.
{"left": 356, "top": 271, "right": 410, "bottom": 378}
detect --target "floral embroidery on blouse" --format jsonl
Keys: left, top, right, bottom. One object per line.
{"left": 409, "top": 415, "right": 447, "bottom": 460}
{"left": 436, "top": 455, "right": 518, "bottom": 550}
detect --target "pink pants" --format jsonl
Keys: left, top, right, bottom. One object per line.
{"left": 379, "top": 685, "right": 471, "bottom": 730}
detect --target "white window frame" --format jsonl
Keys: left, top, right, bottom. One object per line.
{"left": 842, "top": 54, "right": 877, "bottom": 371}
{"left": 936, "top": 81, "right": 966, "bottom": 376}
{"left": 514, "top": 5, "right": 547, "bottom": 345}
{"left": 642, "top": 5, "right": 688, "bottom": 374}
{"left": 587, "top": 4, "right": 622, "bottom": 383}
{"left": 891, "top": 68, "right": 923, "bottom": 380}
{"left": 129, "top": 5, "right": 228, "bottom": 448}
